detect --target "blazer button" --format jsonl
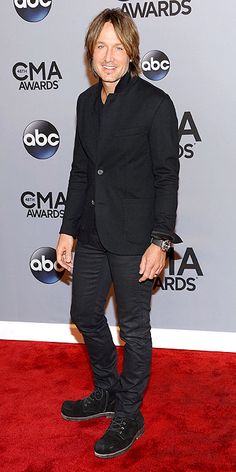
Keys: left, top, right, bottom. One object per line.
{"left": 91, "top": 199, "right": 95, "bottom": 205}
{"left": 97, "top": 169, "right": 103, "bottom": 175}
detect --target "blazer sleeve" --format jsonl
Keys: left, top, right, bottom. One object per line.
{"left": 59, "top": 96, "right": 88, "bottom": 237}
{"left": 149, "top": 94, "right": 182, "bottom": 243}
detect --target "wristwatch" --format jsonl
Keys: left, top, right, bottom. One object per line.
{"left": 150, "top": 238, "right": 172, "bottom": 252}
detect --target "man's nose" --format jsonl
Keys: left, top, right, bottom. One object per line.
{"left": 104, "top": 47, "right": 113, "bottom": 63}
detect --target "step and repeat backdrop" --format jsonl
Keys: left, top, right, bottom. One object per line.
{"left": 0, "top": 1, "right": 235, "bottom": 336}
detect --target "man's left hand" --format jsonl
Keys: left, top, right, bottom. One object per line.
{"left": 139, "top": 243, "right": 166, "bottom": 282}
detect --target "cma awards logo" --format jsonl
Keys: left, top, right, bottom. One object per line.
{"left": 23, "top": 120, "right": 60, "bottom": 159}
{"left": 21, "top": 191, "right": 65, "bottom": 218}
{"left": 13, "top": 0, "right": 52, "bottom": 22}
{"left": 117, "top": 0, "right": 192, "bottom": 18}
{"left": 179, "top": 112, "right": 201, "bottom": 159}
{"left": 30, "top": 247, "right": 64, "bottom": 284}
{"left": 12, "top": 61, "right": 62, "bottom": 91}
{"left": 141, "top": 50, "right": 170, "bottom": 81}
{"left": 153, "top": 247, "right": 203, "bottom": 291}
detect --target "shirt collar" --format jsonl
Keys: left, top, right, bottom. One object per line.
{"left": 114, "top": 71, "right": 131, "bottom": 93}
{"left": 98, "top": 71, "right": 131, "bottom": 95}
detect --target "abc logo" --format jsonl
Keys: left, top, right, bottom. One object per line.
{"left": 141, "top": 50, "right": 170, "bottom": 81}
{"left": 30, "top": 247, "right": 64, "bottom": 284}
{"left": 23, "top": 120, "right": 60, "bottom": 159}
{"left": 13, "top": 0, "right": 52, "bottom": 22}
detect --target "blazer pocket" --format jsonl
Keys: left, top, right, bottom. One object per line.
{"left": 124, "top": 198, "right": 154, "bottom": 244}
{"left": 113, "top": 126, "right": 147, "bottom": 137}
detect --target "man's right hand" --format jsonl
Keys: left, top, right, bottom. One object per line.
{"left": 56, "top": 234, "right": 74, "bottom": 272}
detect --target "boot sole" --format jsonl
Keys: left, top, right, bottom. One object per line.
{"left": 61, "top": 411, "right": 115, "bottom": 421}
{"left": 94, "top": 425, "right": 144, "bottom": 459}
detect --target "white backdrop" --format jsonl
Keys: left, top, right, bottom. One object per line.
{"left": 1, "top": 0, "right": 235, "bottom": 351}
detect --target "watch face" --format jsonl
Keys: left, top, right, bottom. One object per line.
{"left": 162, "top": 240, "right": 171, "bottom": 251}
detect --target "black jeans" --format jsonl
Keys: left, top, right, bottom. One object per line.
{"left": 71, "top": 226, "right": 153, "bottom": 418}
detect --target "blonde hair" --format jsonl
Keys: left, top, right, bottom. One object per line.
{"left": 85, "top": 8, "right": 141, "bottom": 76}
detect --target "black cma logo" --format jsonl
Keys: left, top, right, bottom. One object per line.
{"left": 153, "top": 247, "right": 203, "bottom": 291}
{"left": 21, "top": 191, "right": 65, "bottom": 218}
{"left": 178, "top": 112, "right": 201, "bottom": 159}
{"left": 12, "top": 61, "right": 62, "bottom": 91}
{"left": 118, "top": 0, "right": 192, "bottom": 18}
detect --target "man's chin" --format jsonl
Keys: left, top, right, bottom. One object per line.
{"left": 99, "top": 71, "right": 126, "bottom": 84}
{"left": 102, "top": 77, "right": 120, "bottom": 83}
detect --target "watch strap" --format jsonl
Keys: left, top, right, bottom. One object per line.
{"left": 150, "top": 237, "right": 172, "bottom": 252}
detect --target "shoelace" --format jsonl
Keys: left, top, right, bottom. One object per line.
{"left": 108, "top": 416, "right": 128, "bottom": 433}
{"left": 83, "top": 387, "right": 104, "bottom": 407}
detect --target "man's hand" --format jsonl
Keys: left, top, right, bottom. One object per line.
{"left": 139, "top": 243, "right": 166, "bottom": 282}
{"left": 56, "top": 234, "right": 74, "bottom": 272}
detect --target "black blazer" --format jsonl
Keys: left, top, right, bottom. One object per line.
{"left": 60, "top": 74, "right": 181, "bottom": 255}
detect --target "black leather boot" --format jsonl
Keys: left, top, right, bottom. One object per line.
{"left": 61, "top": 387, "right": 116, "bottom": 421}
{"left": 94, "top": 411, "right": 144, "bottom": 458}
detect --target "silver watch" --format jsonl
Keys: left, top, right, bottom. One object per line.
{"left": 151, "top": 238, "right": 172, "bottom": 252}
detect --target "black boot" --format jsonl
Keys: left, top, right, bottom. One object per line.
{"left": 61, "top": 387, "right": 116, "bottom": 421}
{"left": 94, "top": 411, "right": 144, "bottom": 458}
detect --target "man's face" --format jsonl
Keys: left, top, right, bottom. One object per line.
{"left": 92, "top": 21, "right": 130, "bottom": 85}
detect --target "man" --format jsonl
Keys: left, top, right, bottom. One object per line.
{"left": 56, "top": 8, "right": 181, "bottom": 459}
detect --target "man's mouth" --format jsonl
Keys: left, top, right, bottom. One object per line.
{"left": 102, "top": 65, "right": 116, "bottom": 70}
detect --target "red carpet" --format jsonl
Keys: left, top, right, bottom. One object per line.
{"left": 0, "top": 340, "right": 235, "bottom": 472}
